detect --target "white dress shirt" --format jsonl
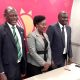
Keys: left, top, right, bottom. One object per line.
{"left": 7, "top": 22, "right": 23, "bottom": 60}
{"left": 58, "top": 22, "right": 67, "bottom": 54}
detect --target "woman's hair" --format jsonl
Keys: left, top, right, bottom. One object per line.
{"left": 33, "top": 15, "right": 46, "bottom": 26}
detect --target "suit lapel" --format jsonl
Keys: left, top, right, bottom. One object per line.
{"left": 4, "top": 23, "right": 17, "bottom": 47}
{"left": 56, "top": 23, "right": 62, "bottom": 38}
{"left": 17, "top": 26, "right": 23, "bottom": 43}
{"left": 65, "top": 26, "right": 68, "bottom": 42}
{"left": 34, "top": 29, "right": 44, "bottom": 48}
{"left": 56, "top": 23, "right": 65, "bottom": 46}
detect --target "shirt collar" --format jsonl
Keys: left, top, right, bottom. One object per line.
{"left": 35, "top": 28, "right": 45, "bottom": 37}
{"left": 58, "top": 22, "right": 66, "bottom": 29}
{"left": 7, "top": 22, "right": 16, "bottom": 29}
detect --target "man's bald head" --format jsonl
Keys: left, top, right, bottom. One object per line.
{"left": 4, "top": 6, "right": 17, "bottom": 17}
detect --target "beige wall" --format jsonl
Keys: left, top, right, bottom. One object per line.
{"left": 70, "top": 0, "right": 80, "bottom": 64}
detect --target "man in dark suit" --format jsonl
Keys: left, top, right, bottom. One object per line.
{"left": 46, "top": 11, "right": 72, "bottom": 68}
{"left": 0, "top": 6, "right": 27, "bottom": 80}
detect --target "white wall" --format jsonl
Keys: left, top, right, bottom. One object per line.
{"left": 70, "top": 0, "right": 80, "bottom": 64}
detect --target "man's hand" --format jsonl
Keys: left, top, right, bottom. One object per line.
{"left": 67, "top": 58, "right": 72, "bottom": 65}
{"left": 21, "top": 74, "right": 26, "bottom": 78}
{"left": 0, "top": 73, "right": 7, "bottom": 80}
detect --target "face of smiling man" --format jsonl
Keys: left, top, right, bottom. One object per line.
{"left": 4, "top": 7, "right": 18, "bottom": 26}
{"left": 58, "top": 11, "right": 68, "bottom": 26}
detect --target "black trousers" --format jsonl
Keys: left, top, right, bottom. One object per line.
{"left": 55, "top": 54, "right": 67, "bottom": 68}
{"left": 5, "top": 63, "right": 21, "bottom": 80}
{"left": 27, "top": 63, "right": 43, "bottom": 78}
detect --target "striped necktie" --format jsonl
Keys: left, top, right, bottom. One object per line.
{"left": 12, "top": 27, "right": 22, "bottom": 62}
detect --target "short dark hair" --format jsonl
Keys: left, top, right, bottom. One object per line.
{"left": 33, "top": 15, "right": 46, "bottom": 26}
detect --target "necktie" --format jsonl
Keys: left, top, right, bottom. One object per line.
{"left": 62, "top": 26, "right": 65, "bottom": 47}
{"left": 12, "top": 27, "right": 22, "bottom": 62}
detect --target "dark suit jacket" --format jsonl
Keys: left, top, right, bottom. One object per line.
{"left": 46, "top": 23, "right": 72, "bottom": 65}
{"left": 0, "top": 23, "right": 27, "bottom": 78}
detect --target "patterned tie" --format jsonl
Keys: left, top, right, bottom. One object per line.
{"left": 62, "top": 26, "right": 65, "bottom": 47}
{"left": 12, "top": 27, "right": 22, "bottom": 62}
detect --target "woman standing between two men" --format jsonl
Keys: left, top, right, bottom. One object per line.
{"left": 27, "top": 15, "right": 52, "bottom": 77}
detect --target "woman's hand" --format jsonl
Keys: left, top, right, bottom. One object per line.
{"left": 41, "top": 63, "right": 50, "bottom": 72}
{"left": 0, "top": 73, "right": 7, "bottom": 80}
